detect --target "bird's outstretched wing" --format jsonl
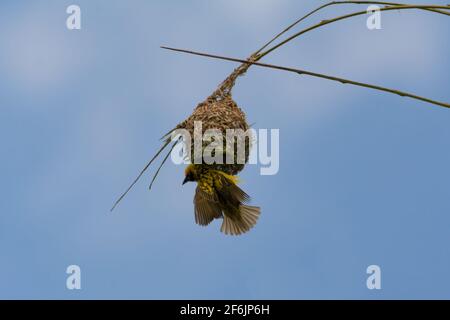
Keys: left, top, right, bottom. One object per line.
{"left": 194, "top": 187, "right": 222, "bottom": 226}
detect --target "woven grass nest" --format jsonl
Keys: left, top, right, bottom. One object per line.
{"left": 172, "top": 55, "right": 258, "bottom": 175}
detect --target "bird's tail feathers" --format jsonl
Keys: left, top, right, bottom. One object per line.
{"left": 220, "top": 205, "right": 260, "bottom": 236}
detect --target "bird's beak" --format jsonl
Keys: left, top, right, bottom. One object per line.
{"left": 182, "top": 176, "right": 189, "bottom": 185}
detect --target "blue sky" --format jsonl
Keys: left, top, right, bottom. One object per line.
{"left": 0, "top": 0, "right": 449, "bottom": 299}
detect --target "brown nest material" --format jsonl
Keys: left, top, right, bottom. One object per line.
{"left": 168, "top": 54, "right": 258, "bottom": 175}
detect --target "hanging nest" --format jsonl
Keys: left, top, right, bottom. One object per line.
{"left": 112, "top": 2, "right": 450, "bottom": 212}
{"left": 170, "top": 54, "right": 258, "bottom": 175}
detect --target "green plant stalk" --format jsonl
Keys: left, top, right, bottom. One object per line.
{"left": 161, "top": 46, "right": 450, "bottom": 109}
{"left": 258, "top": 4, "right": 450, "bottom": 60}
{"left": 148, "top": 139, "right": 180, "bottom": 190}
{"left": 255, "top": 1, "right": 450, "bottom": 55}
{"left": 110, "top": 138, "right": 172, "bottom": 211}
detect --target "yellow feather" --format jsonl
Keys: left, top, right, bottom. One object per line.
{"left": 212, "top": 170, "right": 239, "bottom": 185}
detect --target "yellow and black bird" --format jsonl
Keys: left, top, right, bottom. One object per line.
{"left": 182, "top": 164, "right": 260, "bottom": 236}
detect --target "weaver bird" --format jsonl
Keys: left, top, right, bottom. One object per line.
{"left": 183, "top": 164, "right": 260, "bottom": 235}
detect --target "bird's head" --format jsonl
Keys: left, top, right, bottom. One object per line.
{"left": 182, "top": 164, "right": 199, "bottom": 185}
